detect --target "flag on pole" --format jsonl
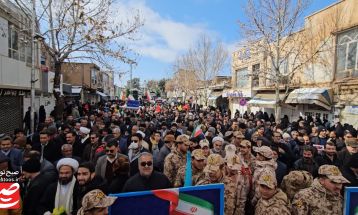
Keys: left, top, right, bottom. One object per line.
{"left": 153, "top": 189, "right": 214, "bottom": 215}
{"left": 191, "top": 124, "right": 204, "bottom": 139}
{"left": 184, "top": 151, "right": 192, "bottom": 187}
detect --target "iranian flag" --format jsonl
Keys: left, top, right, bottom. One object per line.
{"left": 191, "top": 124, "right": 204, "bottom": 138}
{"left": 153, "top": 189, "right": 214, "bottom": 215}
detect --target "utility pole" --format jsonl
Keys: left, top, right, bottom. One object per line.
{"left": 130, "top": 62, "right": 133, "bottom": 92}
{"left": 30, "top": 0, "right": 36, "bottom": 134}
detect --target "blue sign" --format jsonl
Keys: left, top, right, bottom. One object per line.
{"left": 109, "top": 184, "right": 224, "bottom": 215}
{"left": 344, "top": 187, "right": 358, "bottom": 215}
{"left": 126, "top": 100, "right": 140, "bottom": 109}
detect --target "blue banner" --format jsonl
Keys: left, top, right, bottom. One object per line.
{"left": 126, "top": 100, "right": 140, "bottom": 109}
{"left": 344, "top": 187, "right": 358, "bottom": 215}
{"left": 109, "top": 184, "right": 224, "bottom": 215}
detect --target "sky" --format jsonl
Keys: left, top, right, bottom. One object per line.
{"left": 114, "top": 0, "right": 338, "bottom": 87}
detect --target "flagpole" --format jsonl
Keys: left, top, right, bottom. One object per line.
{"left": 184, "top": 151, "right": 192, "bottom": 187}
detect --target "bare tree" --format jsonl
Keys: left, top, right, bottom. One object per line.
{"left": 14, "top": 0, "right": 142, "bottom": 119}
{"left": 239, "top": 0, "right": 342, "bottom": 122}
{"left": 181, "top": 34, "right": 228, "bottom": 106}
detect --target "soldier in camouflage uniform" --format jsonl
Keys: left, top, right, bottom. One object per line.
{"left": 292, "top": 165, "right": 350, "bottom": 215}
{"left": 77, "top": 189, "right": 117, "bottom": 215}
{"left": 196, "top": 153, "right": 225, "bottom": 185}
{"left": 255, "top": 169, "right": 291, "bottom": 215}
{"left": 281, "top": 170, "right": 313, "bottom": 201}
{"left": 163, "top": 135, "right": 190, "bottom": 185}
{"left": 251, "top": 146, "right": 277, "bottom": 206}
{"left": 224, "top": 144, "right": 250, "bottom": 215}
{"left": 174, "top": 149, "right": 206, "bottom": 187}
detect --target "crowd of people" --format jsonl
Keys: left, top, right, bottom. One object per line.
{"left": 1, "top": 100, "right": 358, "bottom": 215}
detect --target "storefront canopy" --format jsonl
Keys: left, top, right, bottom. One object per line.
{"left": 96, "top": 91, "right": 109, "bottom": 98}
{"left": 285, "top": 88, "right": 332, "bottom": 110}
{"left": 248, "top": 93, "right": 284, "bottom": 108}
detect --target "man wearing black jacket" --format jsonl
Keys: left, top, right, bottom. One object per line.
{"left": 22, "top": 158, "right": 57, "bottom": 215}
{"left": 75, "top": 162, "right": 106, "bottom": 208}
{"left": 315, "top": 141, "right": 341, "bottom": 167}
{"left": 123, "top": 152, "right": 171, "bottom": 192}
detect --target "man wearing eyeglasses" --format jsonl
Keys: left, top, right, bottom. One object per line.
{"left": 164, "top": 135, "right": 190, "bottom": 186}
{"left": 95, "top": 139, "right": 128, "bottom": 184}
{"left": 122, "top": 152, "right": 171, "bottom": 192}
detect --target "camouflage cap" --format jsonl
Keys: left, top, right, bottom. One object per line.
{"left": 224, "top": 131, "right": 233, "bottom": 138}
{"left": 192, "top": 149, "right": 206, "bottom": 160}
{"left": 77, "top": 189, "right": 117, "bottom": 215}
{"left": 176, "top": 135, "right": 190, "bottom": 145}
{"left": 281, "top": 170, "right": 313, "bottom": 200}
{"left": 233, "top": 131, "right": 245, "bottom": 138}
{"left": 199, "top": 139, "right": 209, "bottom": 148}
{"left": 258, "top": 169, "right": 277, "bottom": 189}
{"left": 203, "top": 154, "right": 224, "bottom": 173}
{"left": 318, "top": 165, "right": 350, "bottom": 184}
{"left": 225, "top": 154, "right": 241, "bottom": 170}
{"left": 253, "top": 146, "right": 273, "bottom": 159}
{"left": 346, "top": 138, "right": 358, "bottom": 147}
{"left": 240, "top": 140, "right": 251, "bottom": 147}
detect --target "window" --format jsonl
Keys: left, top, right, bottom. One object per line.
{"left": 91, "top": 68, "right": 97, "bottom": 85}
{"left": 236, "top": 67, "right": 249, "bottom": 88}
{"left": 8, "top": 23, "right": 32, "bottom": 63}
{"left": 336, "top": 27, "right": 358, "bottom": 79}
{"left": 252, "top": 64, "right": 260, "bottom": 87}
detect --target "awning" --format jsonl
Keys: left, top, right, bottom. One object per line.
{"left": 96, "top": 91, "right": 108, "bottom": 97}
{"left": 208, "top": 96, "right": 218, "bottom": 100}
{"left": 286, "top": 88, "right": 332, "bottom": 110}
{"left": 248, "top": 93, "right": 284, "bottom": 108}
{"left": 72, "top": 87, "right": 82, "bottom": 94}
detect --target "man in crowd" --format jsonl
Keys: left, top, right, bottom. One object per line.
{"left": 153, "top": 134, "right": 175, "bottom": 171}
{"left": 315, "top": 141, "right": 341, "bottom": 167}
{"left": 128, "top": 133, "right": 149, "bottom": 176}
{"left": 0, "top": 135, "right": 22, "bottom": 171}
{"left": 294, "top": 145, "right": 319, "bottom": 177}
{"left": 292, "top": 165, "right": 350, "bottom": 215}
{"left": 164, "top": 134, "right": 190, "bottom": 185}
{"left": 174, "top": 149, "right": 206, "bottom": 187}
{"left": 123, "top": 152, "right": 171, "bottom": 192}
{"left": 82, "top": 132, "right": 103, "bottom": 163}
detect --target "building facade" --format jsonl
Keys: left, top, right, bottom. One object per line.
{"left": 231, "top": 0, "right": 358, "bottom": 126}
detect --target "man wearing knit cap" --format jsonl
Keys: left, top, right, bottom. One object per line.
{"left": 255, "top": 169, "right": 291, "bottom": 215}
{"left": 292, "top": 165, "right": 350, "bottom": 215}
{"left": 211, "top": 136, "right": 224, "bottom": 157}
{"left": 174, "top": 149, "right": 206, "bottom": 187}
{"left": 22, "top": 158, "right": 55, "bottom": 215}
{"left": 251, "top": 146, "right": 277, "bottom": 206}
{"left": 39, "top": 158, "right": 80, "bottom": 215}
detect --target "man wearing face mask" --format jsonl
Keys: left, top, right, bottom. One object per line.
{"left": 128, "top": 133, "right": 149, "bottom": 176}
{"left": 292, "top": 165, "right": 350, "bottom": 215}
{"left": 293, "top": 145, "right": 319, "bottom": 177}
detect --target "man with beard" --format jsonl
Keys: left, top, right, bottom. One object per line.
{"left": 210, "top": 136, "right": 224, "bottom": 157}
{"left": 39, "top": 158, "right": 79, "bottom": 215}
{"left": 174, "top": 149, "right": 206, "bottom": 187}
{"left": 122, "top": 152, "right": 171, "bottom": 192}
{"left": 75, "top": 162, "right": 105, "bottom": 210}
{"left": 294, "top": 145, "right": 319, "bottom": 177}
{"left": 238, "top": 140, "right": 256, "bottom": 172}
{"left": 292, "top": 165, "right": 350, "bottom": 215}
{"left": 95, "top": 139, "right": 128, "bottom": 184}
{"left": 197, "top": 154, "right": 225, "bottom": 185}
{"left": 315, "top": 141, "right": 341, "bottom": 167}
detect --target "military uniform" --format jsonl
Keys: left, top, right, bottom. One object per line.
{"left": 254, "top": 169, "right": 291, "bottom": 215}
{"left": 251, "top": 146, "right": 277, "bottom": 206}
{"left": 174, "top": 149, "right": 206, "bottom": 187}
{"left": 196, "top": 154, "right": 225, "bottom": 185}
{"left": 163, "top": 135, "right": 189, "bottom": 185}
{"left": 281, "top": 170, "right": 313, "bottom": 201}
{"left": 292, "top": 165, "right": 350, "bottom": 215}
{"left": 223, "top": 145, "right": 250, "bottom": 215}
{"left": 77, "top": 189, "right": 117, "bottom": 215}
